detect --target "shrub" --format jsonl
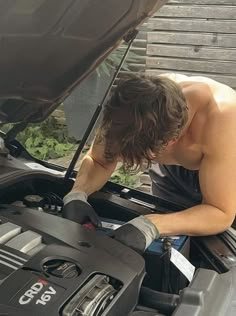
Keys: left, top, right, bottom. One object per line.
{"left": 2, "top": 116, "right": 76, "bottom": 160}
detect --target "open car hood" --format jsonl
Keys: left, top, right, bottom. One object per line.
{"left": 0, "top": 0, "right": 166, "bottom": 124}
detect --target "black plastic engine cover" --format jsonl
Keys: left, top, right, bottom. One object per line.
{"left": 0, "top": 205, "right": 145, "bottom": 316}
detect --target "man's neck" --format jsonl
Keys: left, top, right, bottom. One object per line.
{"left": 177, "top": 81, "right": 211, "bottom": 141}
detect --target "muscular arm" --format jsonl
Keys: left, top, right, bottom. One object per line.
{"left": 72, "top": 136, "right": 117, "bottom": 196}
{"left": 147, "top": 111, "right": 236, "bottom": 236}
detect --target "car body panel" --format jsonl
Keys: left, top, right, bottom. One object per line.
{"left": 0, "top": 0, "right": 166, "bottom": 123}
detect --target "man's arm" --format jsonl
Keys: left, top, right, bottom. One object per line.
{"left": 146, "top": 113, "right": 236, "bottom": 236}
{"left": 62, "top": 136, "right": 117, "bottom": 226}
{"left": 72, "top": 136, "right": 118, "bottom": 195}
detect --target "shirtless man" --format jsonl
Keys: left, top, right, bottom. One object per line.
{"left": 62, "top": 73, "right": 236, "bottom": 252}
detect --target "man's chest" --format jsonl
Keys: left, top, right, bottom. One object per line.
{"left": 174, "top": 145, "right": 203, "bottom": 170}
{"left": 172, "top": 130, "right": 204, "bottom": 170}
{"left": 156, "top": 143, "right": 204, "bottom": 170}
{"left": 173, "top": 110, "right": 206, "bottom": 170}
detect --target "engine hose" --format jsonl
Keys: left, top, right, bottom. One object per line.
{"left": 139, "top": 287, "right": 179, "bottom": 316}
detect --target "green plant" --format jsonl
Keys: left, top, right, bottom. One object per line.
{"left": 2, "top": 116, "right": 76, "bottom": 160}
{"left": 18, "top": 116, "right": 76, "bottom": 160}
{"left": 110, "top": 166, "right": 142, "bottom": 188}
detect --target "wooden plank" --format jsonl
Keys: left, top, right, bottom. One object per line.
{"left": 118, "top": 71, "right": 142, "bottom": 78}
{"left": 156, "top": 5, "right": 236, "bottom": 19}
{"left": 128, "top": 47, "right": 146, "bottom": 56}
{"left": 148, "top": 18, "right": 236, "bottom": 34}
{"left": 136, "top": 22, "right": 148, "bottom": 40}
{"left": 147, "top": 31, "right": 236, "bottom": 48}
{"left": 127, "top": 55, "right": 146, "bottom": 63}
{"left": 126, "top": 63, "right": 146, "bottom": 71}
{"left": 145, "top": 69, "right": 236, "bottom": 88}
{"left": 132, "top": 39, "right": 147, "bottom": 48}
{"left": 136, "top": 31, "right": 147, "bottom": 40}
{"left": 122, "top": 43, "right": 146, "bottom": 52}
{"left": 147, "top": 44, "right": 236, "bottom": 61}
{"left": 168, "top": 0, "right": 236, "bottom": 5}
{"left": 146, "top": 56, "right": 236, "bottom": 75}
{"left": 138, "top": 23, "right": 148, "bottom": 32}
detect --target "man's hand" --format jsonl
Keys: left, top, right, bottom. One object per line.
{"left": 62, "top": 191, "right": 101, "bottom": 227}
{"left": 114, "top": 216, "right": 159, "bottom": 254}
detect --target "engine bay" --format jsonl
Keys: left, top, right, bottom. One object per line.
{"left": 0, "top": 173, "right": 144, "bottom": 316}
{"left": 0, "top": 164, "right": 236, "bottom": 316}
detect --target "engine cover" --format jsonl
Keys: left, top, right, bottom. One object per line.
{"left": 0, "top": 205, "right": 145, "bottom": 316}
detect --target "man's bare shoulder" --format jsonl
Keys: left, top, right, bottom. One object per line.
{"left": 159, "top": 72, "right": 218, "bottom": 84}
{"left": 161, "top": 73, "right": 236, "bottom": 109}
{"left": 184, "top": 77, "right": 236, "bottom": 157}
{"left": 159, "top": 73, "right": 235, "bottom": 97}
{"left": 202, "top": 99, "right": 236, "bottom": 157}
{"left": 159, "top": 73, "right": 189, "bottom": 82}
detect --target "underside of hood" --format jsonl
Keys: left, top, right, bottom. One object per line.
{"left": 0, "top": 0, "right": 166, "bottom": 124}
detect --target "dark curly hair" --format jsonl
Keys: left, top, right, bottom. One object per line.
{"left": 97, "top": 73, "right": 188, "bottom": 172}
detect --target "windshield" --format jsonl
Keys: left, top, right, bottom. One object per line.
{"left": 1, "top": 44, "right": 143, "bottom": 190}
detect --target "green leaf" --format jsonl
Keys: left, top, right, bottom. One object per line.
{"left": 33, "top": 136, "right": 42, "bottom": 147}
{"left": 25, "top": 138, "right": 33, "bottom": 148}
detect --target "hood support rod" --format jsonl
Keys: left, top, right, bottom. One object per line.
{"left": 64, "top": 30, "right": 138, "bottom": 181}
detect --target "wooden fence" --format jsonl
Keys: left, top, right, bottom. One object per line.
{"left": 145, "top": 0, "right": 236, "bottom": 89}
{"left": 54, "top": 0, "right": 236, "bottom": 124}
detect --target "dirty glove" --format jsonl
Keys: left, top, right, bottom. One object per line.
{"left": 114, "top": 215, "right": 159, "bottom": 254}
{"left": 62, "top": 191, "right": 101, "bottom": 227}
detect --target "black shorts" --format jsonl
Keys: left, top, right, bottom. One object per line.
{"left": 149, "top": 164, "right": 202, "bottom": 209}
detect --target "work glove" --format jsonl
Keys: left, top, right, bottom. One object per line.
{"left": 62, "top": 191, "right": 101, "bottom": 227}
{"left": 114, "top": 215, "right": 159, "bottom": 254}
